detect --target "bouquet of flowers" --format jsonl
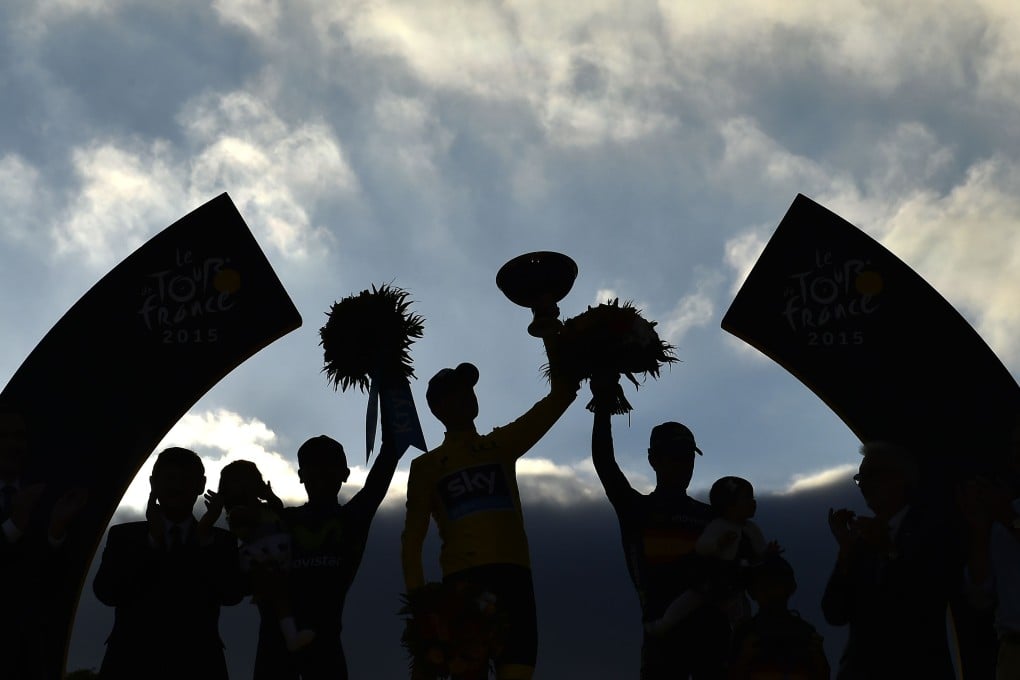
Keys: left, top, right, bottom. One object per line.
{"left": 320, "top": 283, "right": 424, "bottom": 391}
{"left": 550, "top": 298, "right": 677, "bottom": 414}
{"left": 319, "top": 283, "right": 427, "bottom": 459}
{"left": 399, "top": 581, "right": 508, "bottom": 680}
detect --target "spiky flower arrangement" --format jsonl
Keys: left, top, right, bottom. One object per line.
{"left": 399, "top": 581, "right": 508, "bottom": 680}
{"left": 320, "top": 284, "right": 425, "bottom": 391}
{"left": 550, "top": 298, "right": 678, "bottom": 414}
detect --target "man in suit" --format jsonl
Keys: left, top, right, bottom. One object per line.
{"left": 93, "top": 447, "right": 244, "bottom": 680}
{"left": 823, "top": 441, "right": 960, "bottom": 680}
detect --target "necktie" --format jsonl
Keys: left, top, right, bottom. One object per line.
{"left": 167, "top": 524, "right": 182, "bottom": 551}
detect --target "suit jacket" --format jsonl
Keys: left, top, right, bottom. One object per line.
{"left": 821, "top": 505, "right": 960, "bottom": 680}
{"left": 93, "top": 518, "right": 244, "bottom": 680}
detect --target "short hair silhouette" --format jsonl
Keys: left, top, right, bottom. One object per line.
{"left": 858, "top": 441, "right": 919, "bottom": 488}
{"left": 297, "top": 435, "right": 347, "bottom": 468}
{"left": 151, "top": 447, "right": 204, "bottom": 479}
{"left": 709, "top": 476, "right": 754, "bottom": 512}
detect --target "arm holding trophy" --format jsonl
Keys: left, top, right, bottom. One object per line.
{"left": 399, "top": 252, "right": 581, "bottom": 680}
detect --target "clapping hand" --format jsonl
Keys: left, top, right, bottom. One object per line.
{"left": 259, "top": 480, "right": 284, "bottom": 512}
{"left": 827, "top": 507, "right": 856, "bottom": 549}
{"left": 197, "top": 489, "right": 224, "bottom": 544}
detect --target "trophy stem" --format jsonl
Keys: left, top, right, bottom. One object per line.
{"left": 528, "top": 303, "right": 563, "bottom": 338}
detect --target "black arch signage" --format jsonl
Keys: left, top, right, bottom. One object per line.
{"left": 721, "top": 193, "right": 1020, "bottom": 482}
{"left": 0, "top": 193, "right": 302, "bottom": 677}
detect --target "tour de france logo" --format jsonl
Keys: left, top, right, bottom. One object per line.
{"left": 137, "top": 248, "right": 241, "bottom": 344}
{"left": 781, "top": 249, "right": 882, "bottom": 347}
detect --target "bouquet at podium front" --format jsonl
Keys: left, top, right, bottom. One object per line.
{"left": 399, "top": 581, "right": 509, "bottom": 680}
{"left": 550, "top": 298, "right": 677, "bottom": 414}
{"left": 319, "top": 283, "right": 427, "bottom": 460}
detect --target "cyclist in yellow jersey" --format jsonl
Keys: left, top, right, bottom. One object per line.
{"left": 402, "top": 342, "right": 578, "bottom": 680}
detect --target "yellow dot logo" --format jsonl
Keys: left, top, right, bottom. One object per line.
{"left": 213, "top": 268, "right": 241, "bottom": 294}
{"left": 855, "top": 270, "right": 882, "bottom": 296}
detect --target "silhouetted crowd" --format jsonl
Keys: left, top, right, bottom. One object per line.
{"left": 4, "top": 367, "right": 1020, "bottom": 679}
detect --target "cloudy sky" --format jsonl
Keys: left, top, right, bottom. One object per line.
{"left": 4, "top": 0, "right": 1020, "bottom": 677}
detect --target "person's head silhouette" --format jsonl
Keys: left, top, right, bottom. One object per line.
{"left": 218, "top": 460, "right": 268, "bottom": 511}
{"left": 150, "top": 447, "right": 206, "bottom": 523}
{"left": 854, "top": 441, "right": 918, "bottom": 518}
{"left": 747, "top": 554, "right": 797, "bottom": 612}
{"left": 426, "top": 363, "right": 480, "bottom": 432}
{"left": 709, "top": 476, "right": 757, "bottom": 523}
{"left": 297, "top": 435, "right": 351, "bottom": 506}
{"left": 647, "top": 421, "right": 702, "bottom": 492}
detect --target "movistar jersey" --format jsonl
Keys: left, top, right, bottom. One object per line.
{"left": 401, "top": 384, "right": 576, "bottom": 590}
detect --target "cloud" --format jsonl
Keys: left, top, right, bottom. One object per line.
{"left": 116, "top": 409, "right": 305, "bottom": 517}
{"left": 180, "top": 90, "right": 357, "bottom": 259}
{"left": 871, "top": 157, "right": 1020, "bottom": 368}
{"left": 0, "top": 154, "right": 47, "bottom": 246}
{"left": 12, "top": 86, "right": 354, "bottom": 270}
{"left": 54, "top": 140, "right": 188, "bottom": 266}
{"left": 212, "top": 0, "right": 282, "bottom": 42}
{"left": 779, "top": 463, "right": 858, "bottom": 495}
{"left": 657, "top": 270, "right": 723, "bottom": 345}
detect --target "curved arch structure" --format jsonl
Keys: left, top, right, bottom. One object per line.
{"left": 0, "top": 193, "right": 301, "bottom": 677}
{"left": 722, "top": 193, "right": 1020, "bottom": 478}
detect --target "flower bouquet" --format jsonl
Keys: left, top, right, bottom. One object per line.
{"left": 550, "top": 298, "right": 677, "bottom": 414}
{"left": 319, "top": 283, "right": 427, "bottom": 459}
{"left": 399, "top": 581, "right": 508, "bottom": 680}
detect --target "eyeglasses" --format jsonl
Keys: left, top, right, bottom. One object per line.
{"left": 853, "top": 471, "right": 881, "bottom": 486}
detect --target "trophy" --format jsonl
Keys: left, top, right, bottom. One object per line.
{"left": 496, "top": 251, "right": 577, "bottom": 337}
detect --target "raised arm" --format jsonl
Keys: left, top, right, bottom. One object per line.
{"left": 590, "top": 376, "right": 636, "bottom": 508}
{"left": 493, "top": 335, "right": 580, "bottom": 458}
{"left": 349, "top": 437, "right": 401, "bottom": 516}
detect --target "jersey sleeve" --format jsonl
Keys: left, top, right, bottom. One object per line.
{"left": 488, "top": 383, "right": 577, "bottom": 461}
{"left": 400, "top": 456, "right": 432, "bottom": 591}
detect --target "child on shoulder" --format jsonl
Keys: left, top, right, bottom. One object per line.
{"left": 646, "top": 475, "right": 778, "bottom": 636}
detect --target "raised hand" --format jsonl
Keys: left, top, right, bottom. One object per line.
{"left": 260, "top": 480, "right": 284, "bottom": 512}
{"left": 196, "top": 489, "right": 224, "bottom": 544}
{"left": 827, "top": 507, "right": 856, "bottom": 549}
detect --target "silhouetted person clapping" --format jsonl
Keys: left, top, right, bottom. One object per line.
{"left": 93, "top": 447, "right": 243, "bottom": 680}
{"left": 822, "top": 441, "right": 958, "bottom": 680}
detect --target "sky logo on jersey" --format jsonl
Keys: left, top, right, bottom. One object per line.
{"left": 439, "top": 463, "right": 514, "bottom": 519}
